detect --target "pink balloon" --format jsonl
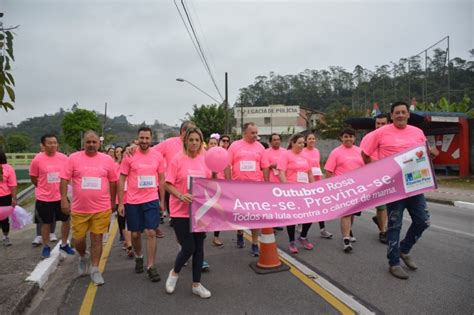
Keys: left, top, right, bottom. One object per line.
{"left": 205, "top": 147, "right": 229, "bottom": 173}
{"left": 0, "top": 206, "right": 14, "bottom": 220}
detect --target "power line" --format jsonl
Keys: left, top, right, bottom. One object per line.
{"left": 181, "top": 0, "right": 223, "bottom": 101}
{"left": 173, "top": 0, "right": 207, "bottom": 71}
{"left": 175, "top": 0, "right": 224, "bottom": 101}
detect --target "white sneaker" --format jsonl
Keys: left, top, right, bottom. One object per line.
{"left": 50, "top": 233, "right": 58, "bottom": 242}
{"left": 90, "top": 268, "right": 105, "bottom": 286}
{"left": 320, "top": 229, "right": 333, "bottom": 239}
{"left": 165, "top": 269, "right": 179, "bottom": 294}
{"left": 192, "top": 283, "right": 211, "bottom": 299}
{"left": 78, "top": 256, "right": 90, "bottom": 276}
{"left": 32, "top": 235, "right": 42, "bottom": 246}
{"left": 349, "top": 236, "right": 357, "bottom": 242}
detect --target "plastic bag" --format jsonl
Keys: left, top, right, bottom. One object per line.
{"left": 10, "top": 206, "right": 33, "bottom": 230}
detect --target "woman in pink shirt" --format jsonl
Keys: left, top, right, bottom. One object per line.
{"left": 165, "top": 127, "right": 213, "bottom": 299}
{"left": 277, "top": 134, "right": 315, "bottom": 254}
{"left": 115, "top": 145, "right": 133, "bottom": 258}
{"left": 303, "top": 132, "right": 333, "bottom": 239}
{"left": 0, "top": 151, "right": 17, "bottom": 247}
{"left": 211, "top": 134, "right": 231, "bottom": 247}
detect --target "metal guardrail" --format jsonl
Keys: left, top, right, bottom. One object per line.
{"left": 6, "top": 153, "right": 36, "bottom": 167}
{"left": 17, "top": 184, "right": 35, "bottom": 203}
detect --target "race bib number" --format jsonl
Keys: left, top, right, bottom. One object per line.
{"left": 47, "top": 172, "right": 60, "bottom": 183}
{"left": 187, "top": 175, "right": 206, "bottom": 190}
{"left": 81, "top": 177, "right": 101, "bottom": 190}
{"left": 138, "top": 176, "right": 156, "bottom": 189}
{"left": 240, "top": 161, "right": 256, "bottom": 172}
{"left": 312, "top": 167, "right": 323, "bottom": 176}
{"left": 297, "top": 172, "right": 309, "bottom": 183}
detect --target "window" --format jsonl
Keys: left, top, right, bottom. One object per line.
{"left": 264, "top": 117, "right": 271, "bottom": 125}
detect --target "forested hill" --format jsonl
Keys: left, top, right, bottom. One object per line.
{"left": 0, "top": 107, "right": 177, "bottom": 152}
{"left": 236, "top": 48, "right": 474, "bottom": 113}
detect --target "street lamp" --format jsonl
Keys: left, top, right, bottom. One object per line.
{"left": 176, "top": 75, "right": 230, "bottom": 134}
{"left": 176, "top": 78, "right": 221, "bottom": 104}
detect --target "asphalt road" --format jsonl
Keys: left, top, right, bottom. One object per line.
{"left": 26, "top": 202, "right": 474, "bottom": 314}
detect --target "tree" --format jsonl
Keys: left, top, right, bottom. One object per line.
{"left": 62, "top": 106, "right": 101, "bottom": 151}
{"left": 0, "top": 13, "right": 18, "bottom": 112}
{"left": 317, "top": 106, "right": 367, "bottom": 139}
{"left": 186, "top": 104, "right": 226, "bottom": 140}
{"left": 6, "top": 132, "right": 31, "bottom": 152}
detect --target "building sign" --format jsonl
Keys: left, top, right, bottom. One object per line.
{"left": 234, "top": 106, "right": 299, "bottom": 118}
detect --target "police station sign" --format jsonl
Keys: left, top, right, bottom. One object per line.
{"left": 234, "top": 105, "right": 300, "bottom": 118}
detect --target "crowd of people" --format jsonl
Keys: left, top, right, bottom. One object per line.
{"left": 0, "top": 101, "right": 437, "bottom": 297}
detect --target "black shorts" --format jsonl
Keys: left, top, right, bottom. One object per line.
{"left": 0, "top": 194, "right": 12, "bottom": 206}
{"left": 35, "top": 200, "right": 69, "bottom": 224}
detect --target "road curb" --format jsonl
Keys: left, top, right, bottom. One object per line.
{"left": 426, "top": 198, "right": 454, "bottom": 206}
{"left": 26, "top": 242, "right": 62, "bottom": 288}
{"left": 427, "top": 197, "right": 474, "bottom": 210}
{"left": 10, "top": 281, "right": 39, "bottom": 315}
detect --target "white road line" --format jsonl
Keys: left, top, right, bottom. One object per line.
{"left": 454, "top": 201, "right": 474, "bottom": 211}
{"left": 278, "top": 249, "right": 375, "bottom": 315}
{"left": 245, "top": 229, "right": 375, "bottom": 315}
{"left": 365, "top": 209, "right": 474, "bottom": 238}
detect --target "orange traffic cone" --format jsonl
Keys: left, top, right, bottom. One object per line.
{"left": 249, "top": 228, "right": 289, "bottom": 274}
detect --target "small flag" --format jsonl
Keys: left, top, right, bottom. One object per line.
{"left": 371, "top": 103, "right": 380, "bottom": 117}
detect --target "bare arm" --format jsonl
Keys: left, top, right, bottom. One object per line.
{"left": 158, "top": 173, "right": 165, "bottom": 213}
{"left": 325, "top": 171, "right": 333, "bottom": 179}
{"left": 224, "top": 166, "right": 231, "bottom": 180}
{"left": 361, "top": 151, "right": 372, "bottom": 165}
{"left": 60, "top": 179, "right": 70, "bottom": 214}
{"left": 10, "top": 186, "right": 17, "bottom": 207}
{"left": 165, "top": 182, "right": 192, "bottom": 204}
{"left": 278, "top": 171, "right": 287, "bottom": 183}
{"left": 30, "top": 176, "right": 38, "bottom": 187}
{"left": 109, "top": 181, "right": 117, "bottom": 211}
{"left": 262, "top": 168, "right": 270, "bottom": 182}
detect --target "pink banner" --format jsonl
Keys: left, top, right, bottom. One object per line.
{"left": 190, "top": 144, "right": 437, "bottom": 232}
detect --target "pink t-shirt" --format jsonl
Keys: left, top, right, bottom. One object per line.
{"left": 360, "top": 124, "right": 427, "bottom": 160}
{"left": 60, "top": 151, "right": 118, "bottom": 214}
{"left": 360, "top": 132, "right": 379, "bottom": 161}
{"left": 154, "top": 137, "right": 182, "bottom": 169}
{"left": 0, "top": 164, "right": 17, "bottom": 197}
{"left": 324, "top": 145, "right": 365, "bottom": 177}
{"left": 277, "top": 150, "right": 311, "bottom": 183}
{"left": 115, "top": 163, "right": 127, "bottom": 204}
{"left": 166, "top": 152, "right": 211, "bottom": 218}
{"left": 302, "top": 147, "right": 323, "bottom": 181}
{"left": 29, "top": 152, "right": 68, "bottom": 202}
{"left": 227, "top": 139, "right": 265, "bottom": 181}
{"left": 120, "top": 149, "right": 165, "bottom": 205}
{"left": 261, "top": 147, "right": 286, "bottom": 183}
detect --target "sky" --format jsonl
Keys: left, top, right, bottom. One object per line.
{"left": 1, "top": 0, "right": 472, "bottom": 127}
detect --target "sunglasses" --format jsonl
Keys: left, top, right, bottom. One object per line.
{"left": 221, "top": 139, "right": 229, "bottom": 142}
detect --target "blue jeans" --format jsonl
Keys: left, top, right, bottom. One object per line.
{"left": 386, "top": 194, "right": 430, "bottom": 266}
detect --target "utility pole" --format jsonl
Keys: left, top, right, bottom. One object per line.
{"left": 225, "top": 72, "right": 229, "bottom": 134}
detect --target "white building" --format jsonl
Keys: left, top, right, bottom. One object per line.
{"left": 233, "top": 104, "right": 322, "bottom": 137}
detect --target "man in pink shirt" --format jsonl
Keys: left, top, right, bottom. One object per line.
{"left": 325, "top": 128, "right": 365, "bottom": 253}
{"left": 30, "top": 134, "right": 74, "bottom": 259}
{"left": 118, "top": 127, "right": 165, "bottom": 282}
{"left": 60, "top": 131, "right": 117, "bottom": 286}
{"left": 225, "top": 122, "right": 265, "bottom": 257}
{"left": 360, "top": 101, "right": 438, "bottom": 280}
{"left": 360, "top": 113, "right": 390, "bottom": 244}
